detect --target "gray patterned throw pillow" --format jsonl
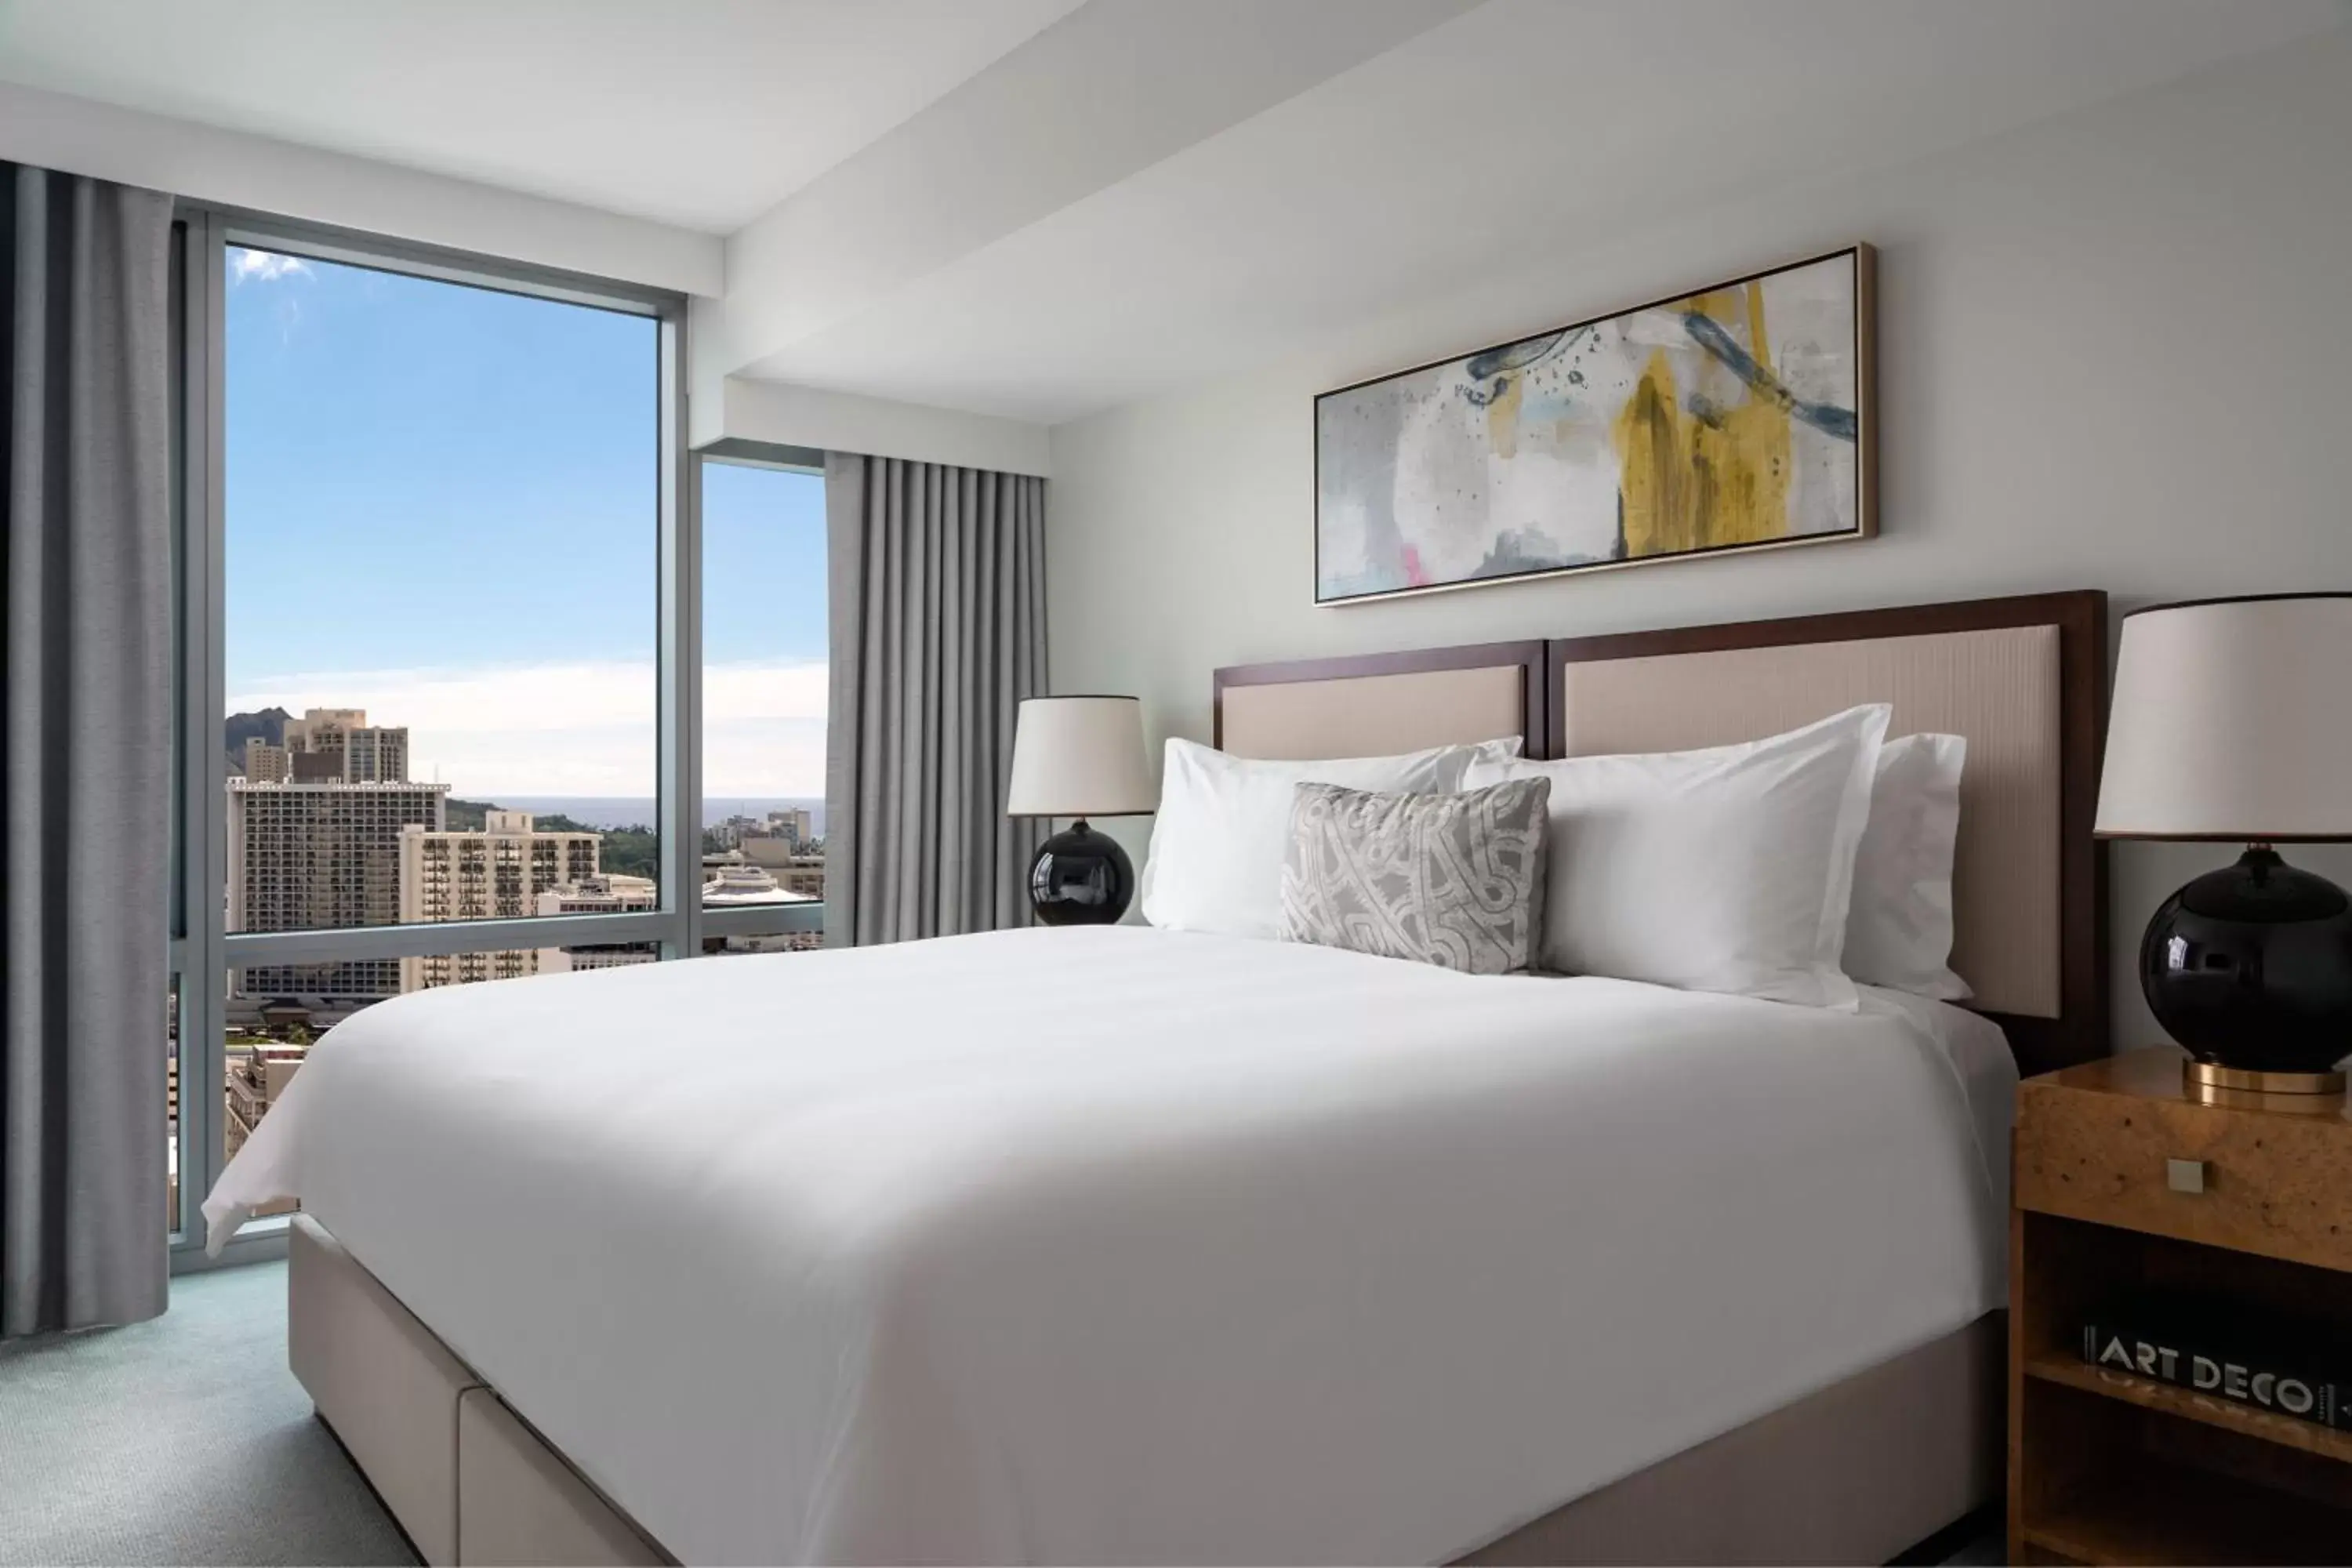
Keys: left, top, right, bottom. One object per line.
{"left": 1277, "top": 778, "right": 1551, "bottom": 975}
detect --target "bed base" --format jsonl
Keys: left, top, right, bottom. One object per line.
{"left": 1458, "top": 1312, "right": 2002, "bottom": 1566}
{"left": 289, "top": 1214, "right": 2000, "bottom": 1566}
{"left": 289, "top": 1216, "right": 666, "bottom": 1567}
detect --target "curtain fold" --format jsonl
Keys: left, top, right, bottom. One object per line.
{"left": 2, "top": 165, "right": 174, "bottom": 1337}
{"left": 825, "top": 453, "right": 1047, "bottom": 946}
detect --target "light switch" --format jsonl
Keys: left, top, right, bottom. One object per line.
{"left": 2166, "top": 1158, "right": 2208, "bottom": 1194}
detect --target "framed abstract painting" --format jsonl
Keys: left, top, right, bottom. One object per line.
{"left": 1315, "top": 244, "right": 1875, "bottom": 604}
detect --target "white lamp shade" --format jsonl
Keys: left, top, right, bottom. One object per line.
{"left": 2096, "top": 594, "right": 2352, "bottom": 840}
{"left": 1007, "top": 696, "right": 1156, "bottom": 818}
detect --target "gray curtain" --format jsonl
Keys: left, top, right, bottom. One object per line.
{"left": 824, "top": 453, "right": 1047, "bottom": 946}
{"left": 2, "top": 166, "right": 174, "bottom": 1337}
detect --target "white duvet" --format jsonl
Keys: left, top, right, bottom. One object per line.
{"left": 206, "top": 925, "right": 2010, "bottom": 1566}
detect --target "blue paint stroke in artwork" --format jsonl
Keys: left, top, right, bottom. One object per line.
{"left": 1680, "top": 311, "right": 1857, "bottom": 441}
{"left": 1466, "top": 329, "right": 1569, "bottom": 381}
{"left": 1460, "top": 326, "right": 1585, "bottom": 407}
{"left": 1460, "top": 377, "right": 1511, "bottom": 408}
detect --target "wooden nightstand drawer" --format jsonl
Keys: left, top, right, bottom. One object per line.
{"left": 2012, "top": 1048, "right": 2352, "bottom": 1565}
{"left": 2016, "top": 1051, "right": 2352, "bottom": 1272}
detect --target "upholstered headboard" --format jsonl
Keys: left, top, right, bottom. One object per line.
{"left": 1214, "top": 641, "right": 1548, "bottom": 761}
{"left": 1210, "top": 593, "right": 2108, "bottom": 1073}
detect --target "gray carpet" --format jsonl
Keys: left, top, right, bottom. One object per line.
{"left": 0, "top": 1260, "right": 412, "bottom": 1567}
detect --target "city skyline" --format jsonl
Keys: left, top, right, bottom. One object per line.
{"left": 224, "top": 247, "right": 829, "bottom": 798}
{"left": 225, "top": 702, "right": 827, "bottom": 829}
{"left": 224, "top": 652, "right": 827, "bottom": 797}
{"left": 224, "top": 706, "right": 826, "bottom": 1014}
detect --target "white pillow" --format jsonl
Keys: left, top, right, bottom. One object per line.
{"left": 1843, "top": 732, "right": 1972, "bottom": 1001}
{"left": 1463, "top": 705, "right": 1890, "bottom": 1008}
{"left": 1141, "top": 735, "right": 1523, "bottom": 939}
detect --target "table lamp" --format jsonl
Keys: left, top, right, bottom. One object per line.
{"left": 2095, "top": 593, "right": 2352, "bottom": 1093}
{"left": 1007, "top": 695, "right": 1156, "bottom": 925}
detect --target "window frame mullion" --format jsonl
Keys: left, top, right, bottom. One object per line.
{"left": 660, "top": 313, "right": 700, "bottom": 960}
{"left": 169, "top": 206, "right": 229, "bottom": 1261}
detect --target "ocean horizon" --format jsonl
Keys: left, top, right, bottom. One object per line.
{"left": 491, "top": 797, "right": 828, "bottom": 836}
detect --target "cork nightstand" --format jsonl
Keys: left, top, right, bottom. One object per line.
{"left": 2009, "top": 1047, "right": 2352, "bottom": 1565}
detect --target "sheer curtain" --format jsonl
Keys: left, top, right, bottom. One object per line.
{"left": 823, "top": 453, "right": 1047, "bottom": 946}
{"left": 2, "top": 165, "right": 175, "bottom": 1336}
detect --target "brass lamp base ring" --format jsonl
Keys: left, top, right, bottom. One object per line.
{"left": 2184, "top": 1059, "right": 2347, "bottom": 1096}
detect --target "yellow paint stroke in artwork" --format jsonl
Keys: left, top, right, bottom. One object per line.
{"left": 1485, "top": 370, "right": 1524, "bottom": 460}
{"left": 1612, "top": 281, "right": 1792, "bottom": 556}
{"left": 1682, "top": 286, "right": 1748, "bottom": 331}
{"left": 1613, "top": 352, "right": 1689, "bottom": 558}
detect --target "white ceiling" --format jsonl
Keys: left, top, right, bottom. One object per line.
{"left": 0, "top": 0, "right": 1085, "bottom": 231}
{"left": 2, "top": 0, "right": 2342, "bottom": 426}
{"left": 725, "top": 0, "right": 2350, "bottom": 423}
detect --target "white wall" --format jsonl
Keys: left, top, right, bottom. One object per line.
{"left": 1046, "top": 32, "right": 2352, "bottom": 1046}
{"left": 0, "top": 80, "right": 720, "bottom": 296}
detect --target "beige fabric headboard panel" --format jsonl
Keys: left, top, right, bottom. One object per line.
{"left": 1220, "top": 666, "right": 1524, "bottom": 760}
{"left": 1555, "top": 624, "right": 2061, "bottom": 1018}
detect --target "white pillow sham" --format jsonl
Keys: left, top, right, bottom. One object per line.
{"left": 1843, "top": 732, "right": 1972, "bottom": 1001}
{"left": 1140, "top": 735, "right": 1523, "bottom": 939}
{"left": 1462, "top": 705, "right": 1890, "bottom": 1008}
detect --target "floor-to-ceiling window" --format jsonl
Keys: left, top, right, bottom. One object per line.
{"left": 168, "top": 211, "right": 776, "bottom": 1263}
{"left": 698, "top": 457, "right": 829, "bottom": 956}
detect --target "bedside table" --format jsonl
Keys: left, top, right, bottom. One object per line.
{"left": 2010, "top": 1047, "right": 2352, "bottom": 1566}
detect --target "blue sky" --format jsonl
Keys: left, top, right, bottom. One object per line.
{"left": 702, "top": 460, "right": 826, "bottom": 665}
{"left": 224, "top": 248, "right": 828, "bottom": 797}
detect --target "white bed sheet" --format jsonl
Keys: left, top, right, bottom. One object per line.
{"left": 206, "top": 925, "right": 2011, "bottom": 1566}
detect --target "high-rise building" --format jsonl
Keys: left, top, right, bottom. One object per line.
{"left": 343, "top": 725, "right": 408, "bottom": 784}
{"left": 397, "top": 812, "right": 601, "bottom": 991}
{"left": 281, "top": 707, "right": 363, "bottom": 778}
{"left": 242, "top": 738, "right": 290, "bottom": 782}
{"left": 280, "top": 707, "right": 409, "bottom": 783}
{"left": 739, "top": 836, "right": 826, "bottom": 900}
{"left": 223, "top": 1040, "right": 307, "bottom": 1218}
{"left": 732, "top": 807, "right": 815, "bottom": 852}
{"left": 224, "top": 1042, "right": 305, "bottom": 1160}
{"left": 281, "top": 708, "right": 366, "bottom": 751}
{"left": 537, "top": 873, "right": 655, "bottom": 918}
{"left": 535, "top": 873, "right": 659, "bottom": 974}
{"left": 228, "top": 777, "right": 452, "bottom": 996}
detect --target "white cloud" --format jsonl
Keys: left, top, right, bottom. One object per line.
{"left": 227, "top": 658, "right": 828, "bottom": 798}
{"left": 229, "top": 248, "right": 314, "bottom": 284}
{"left": 704, "top": 717, "right": 828, "bottom": 800}
{"left": 705, "top": 660, "right": 827, "bottom": 723}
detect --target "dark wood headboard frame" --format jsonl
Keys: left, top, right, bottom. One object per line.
{"left": 1207, "top": 591, "right": 2109, "bottom": 1076}
{"left": 1211, "top": 640, "right": 1550, "bottom": 757}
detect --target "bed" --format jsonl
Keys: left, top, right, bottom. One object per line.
{"left": 205, "top": 589, "right": 2109, "bottom": 1566}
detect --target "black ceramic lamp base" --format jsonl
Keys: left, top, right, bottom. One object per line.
{"left": 2141, "top": 844, "right": 2352, "bottom": 1092}
{"left": 1027, "top": 818, "right": 1134, "bottom": 926}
